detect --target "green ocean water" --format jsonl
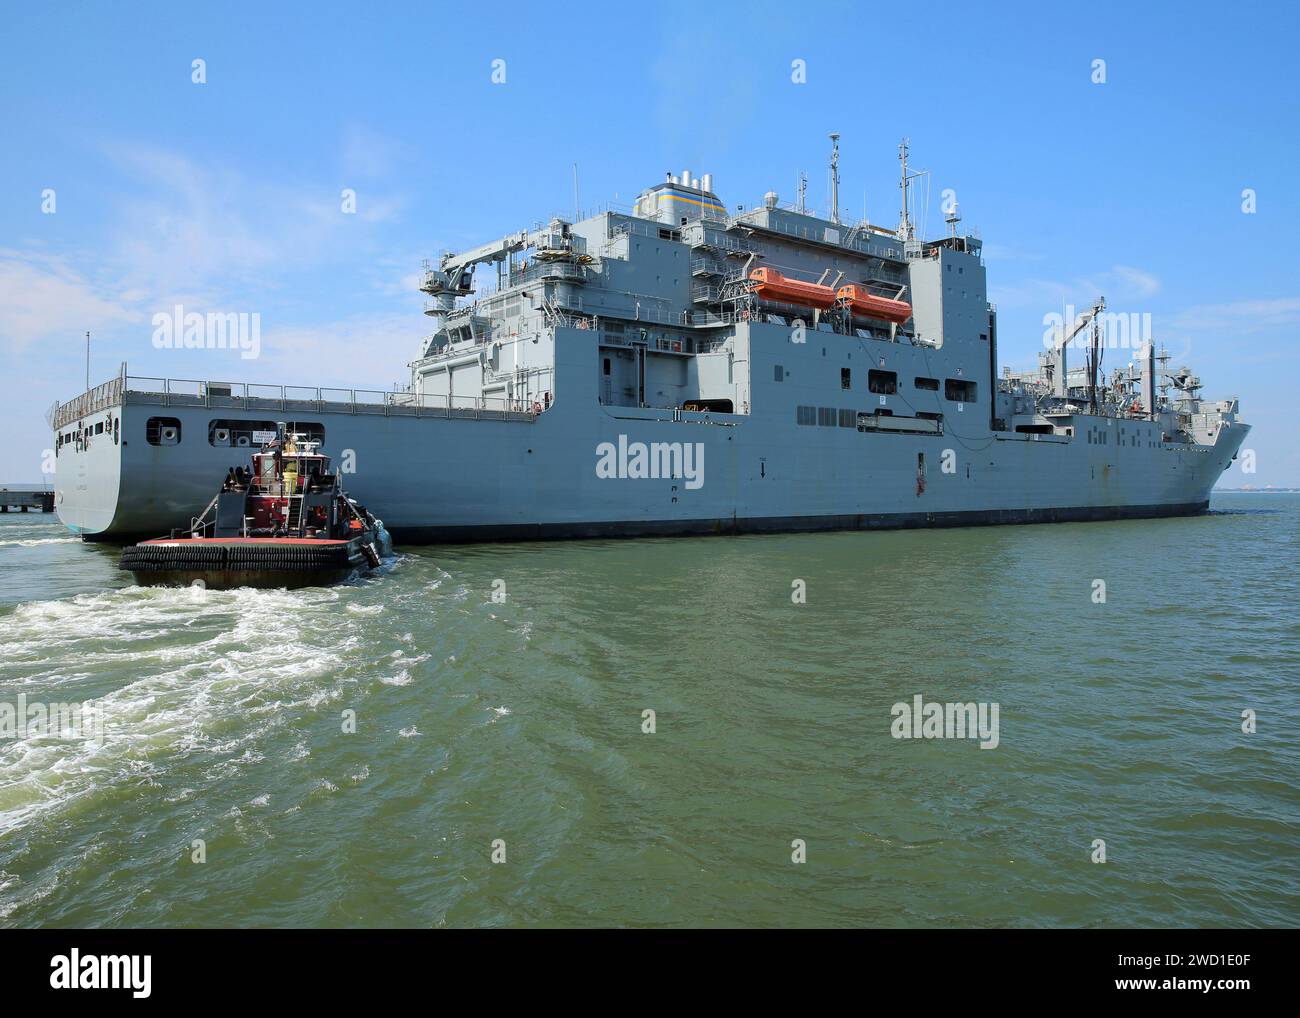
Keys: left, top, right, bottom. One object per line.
{"left": 0, "top": 494, "right": 1296, "bottom": 928}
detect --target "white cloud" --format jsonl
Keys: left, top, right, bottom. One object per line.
{"left": 1111, "top": 264, "right": 1160, "bottom": 297}
{"left": 1168, "top": 297, "right": 1300, "bottom": 333}
{"left": 102, "top": 143, "right": 347, "bottom": 300}
{"left": 991, "top": 264, "right": 1162, "bottom": 312}
{"left": 0, "top": 250, "right": 144, "bottom": 349}
{"left": 0, "top": 140, "right": 417, "bottom": 360}
{"left": 256, "top": 312, "right": 417, "bottom": 387}
{"left": 980, "top": 243, "right": 1045, "bottom": 263}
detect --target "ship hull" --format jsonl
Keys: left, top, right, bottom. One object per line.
{"left": 54, "top": 333, "right": 1248, "bottom": 545}
{"left": 386, "top": 500, "right": 1212, "bottom": 542}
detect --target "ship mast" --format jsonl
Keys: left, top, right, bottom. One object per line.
{"left": 898, "top": 138, "right": 912, "bottom": 241}
{"left": 828, "top": 133, "right": 841, "bottom": 225}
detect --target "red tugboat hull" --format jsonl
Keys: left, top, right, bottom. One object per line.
{"left": 119, "top": 537, "right": 378, "bottom": 590}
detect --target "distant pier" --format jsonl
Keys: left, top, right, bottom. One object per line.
{"left": 0, "top": 489, "right": 55, "bottom": 513}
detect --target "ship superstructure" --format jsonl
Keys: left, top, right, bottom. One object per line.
{"left": 51, "top": 140, "right": 1248, "bottom": 542}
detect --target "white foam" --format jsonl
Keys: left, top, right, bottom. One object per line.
{"left": 0, "top": 583, "right": 370, "bottom": 837}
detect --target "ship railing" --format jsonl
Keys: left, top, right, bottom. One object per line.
{"left": 599, "top": 218, "right": 665, "bottom": 256}
{"left": 690, "top": 256, "right": 728, "bottom": 277}
{"left": 562, "top": 200, "right": 634, "bottom": 220}
{"left": 620, "top": 303, "right": 692, "bottom": 326}
{"left": 689, "top": 309, "right": 762, "bottom": 327}
{"left": 696, "top": 229, "right": 759, "bottom": 254}
{"left": 506, "top": 261, "right": 588, "bottom": 287}
{"left": 50, "top": 376, "right": 126, "bottom": 431}
{"left": 735, "top": 208, "right": 905, "bottom": 257}
{"left": 115, "top": 377, "right": 541, "bottom": 421}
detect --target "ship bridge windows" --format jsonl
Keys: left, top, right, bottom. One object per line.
{"left": 945, "top": 379, "right": 978, "bottom": 402}
{"left": 146, "top": 417, "right": 182, "bottom": 446}
{"left": 868, "top": 369, "right": 898, "bottom": 394}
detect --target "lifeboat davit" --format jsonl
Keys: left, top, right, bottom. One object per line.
{"left": 748, "top": 268, "right": 837, "bottom": 310}
{"left": 836, "top": 284, "right": 912, "bottom": 325}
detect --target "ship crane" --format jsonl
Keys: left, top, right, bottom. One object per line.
{"left": 1045, "top": 297, "right": 1105, "bottom": 402}
{"left": 422, "top": 220, "right": 574, "bottom": 312}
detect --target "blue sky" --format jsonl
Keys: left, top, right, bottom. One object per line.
{"left": 2, "top": 0, "right": 1297, "bottom": 485}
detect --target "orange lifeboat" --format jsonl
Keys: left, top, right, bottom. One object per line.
{"left": 748, "top": 267, "right": 837, "bottom": 310}
{"left": 836, "top": 284, "right": 912, "bottom": 325}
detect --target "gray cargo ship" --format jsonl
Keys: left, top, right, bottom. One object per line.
{"left": 50, "top": 141, "right": 1248, "bottom": 543}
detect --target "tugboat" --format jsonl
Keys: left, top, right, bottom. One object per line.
{"left": 120, "top": 424, "right": 392, "bottom": 589}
